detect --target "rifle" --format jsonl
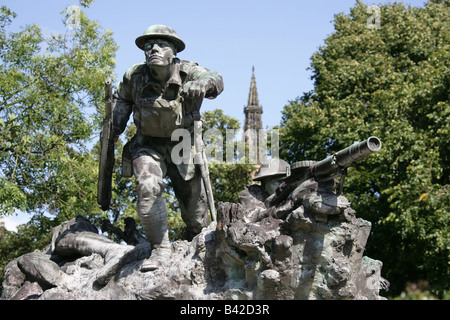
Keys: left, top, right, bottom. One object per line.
{"left": 267, "top": 137, "right": 382, "bottom": 207}
{"left": 181, "top": 85, "right": 217, "bottom": 222}
{"left": 194, "top": 119, "right": 217, "bottom": 221}
{"left": 97, "top": 77, "right": 116, "bottom": 211}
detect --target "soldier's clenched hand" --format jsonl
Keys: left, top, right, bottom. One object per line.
{"left": 182, "top": 80, "right": 210, "bottom": 99}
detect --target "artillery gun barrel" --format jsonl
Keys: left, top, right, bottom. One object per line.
{"left": 311, "top": 136, "right": 382, "bottom": 179}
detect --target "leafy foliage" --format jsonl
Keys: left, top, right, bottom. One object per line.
{"left": 0, "top": 5, "right": 117, "bottom": 219}
{"left": 0, "top": 4, "right": 117, "bottom": 289}
{"left": 279, "top": 0, "right": 449, "bottom": 297}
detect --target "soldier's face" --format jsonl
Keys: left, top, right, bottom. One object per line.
{"left": 262, "top": 176, "right": 283, "bottom": 195}
{"left": 144, "top": 39, "right": 176, "bottom": 67}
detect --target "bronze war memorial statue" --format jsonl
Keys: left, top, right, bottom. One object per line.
{"left": 1, "top": 25, "right": 389, "bottom": 300}
{"left": 97, "top": 24, "right": 223, "bottom": 272}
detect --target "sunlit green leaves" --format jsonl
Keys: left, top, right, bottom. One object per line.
{"left": 0, "top": 4, "right": 119, "bottom": 289}
{"left": 0, "top": 4, "right": 118, "bottom": 219}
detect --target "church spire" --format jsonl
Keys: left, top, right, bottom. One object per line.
{"left": 244, "top": 66, "right": 263, "bottom": 133}
{"left": 247, "top": 65, "right": 260, "bottom": 107}
{"left": 243, "top": 66, "right": 264, "bottom": 158}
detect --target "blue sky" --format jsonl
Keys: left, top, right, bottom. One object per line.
{"left": 1, "top": 0, "right": 427, "bottom": 231}
{"left": 3, "top": 0, "right": 427, "bottom": 128}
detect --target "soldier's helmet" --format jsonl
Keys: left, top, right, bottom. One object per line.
{"left": 135, "top": 24, "right": 185, "bottom": 53}
{"left": 253, "top": 158, "right": 289, "bottom": 181}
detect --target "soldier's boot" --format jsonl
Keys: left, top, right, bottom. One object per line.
{"left": 137, "top": 192, "right": 172, "bottom": 272}
{"left": 140, "top": 230, "right": 172, "bottom": 272}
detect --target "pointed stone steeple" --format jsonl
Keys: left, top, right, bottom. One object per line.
{"left": 243, "top": 67, "right": 264, "bottom": 164}
{"left": 247, "top": 66, "right": 260, "bottom": 108}
{"left": 243, "top": 66, "right": 263, "bottom": 134}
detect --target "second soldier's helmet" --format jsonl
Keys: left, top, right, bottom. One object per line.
{"left": 253, "top": 158, "right": 289, "bottom": 181}
{"left": 135, "top": 24, "right": 185, "bottom": 53}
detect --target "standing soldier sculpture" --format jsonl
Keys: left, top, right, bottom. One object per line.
{"left": 98, "top": 25, "right": 224, "bottom": 271}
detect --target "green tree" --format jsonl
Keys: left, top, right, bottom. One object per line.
{"left": 0, "top": 4, "right": 118, "bottom": 288}
{"left": 203, "top": 109, "right": 256, "bottom": 204}
{"left": 279, "top": 1, "right": 449, "bottom": 297}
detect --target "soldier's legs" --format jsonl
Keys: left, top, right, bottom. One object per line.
{"left": 54, "top": 232, "right": 133, "bottom": 285}
{"left": 54, "top": 232, "right": 118, "bottom": 258}
{"left": 133, "top": 155, "right": 171, "bottom": 271}
{"left": 167, "top": 164, "right": 210, "bottom": 241}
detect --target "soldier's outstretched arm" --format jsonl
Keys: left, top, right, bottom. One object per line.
{"left": 182, "top": 61, "right": 224, "bottom": 100}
